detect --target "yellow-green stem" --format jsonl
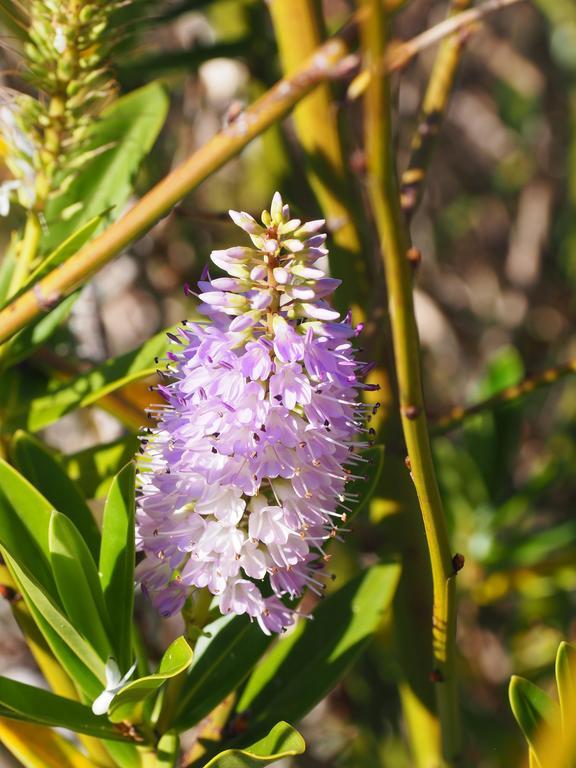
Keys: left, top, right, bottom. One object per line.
{"left": 7, "top": 212, "right": 41, "bottom": 299}
{"left": 360, "top": 2, "right": 462, "bottom": 763}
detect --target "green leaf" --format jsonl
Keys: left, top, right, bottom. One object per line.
{"left": 4, "top": 553, "right": 105, "bottom": 695}
{"left": 237, "top": 563, "right": 400, "bottom": 739}
{"left": 201, "top": 722, "right": 305, "bottom": 768}
{"left": 49, "top": 512, "right": 111, "bottom": 660}
{"left": 62, "top": 435, "right": 139, "bottom": 499}
{"left": 44, "top": 82, "right": 169, "bottom": 250}
{"left": 108, "top": 637, "right": 193, "bottom": 723}
{"left": 10, "top": 431, "right": 100, "bottom": 561}
{"left": 0, "top": 676, "right": 131, "bottom": 741}
{"left": 3, "top": 329, "right": 170, "bottom": 433}
{"left": 0, "top": 458, "right": 57, "bottom": 601}
{"left": 99, "top": 463, "right": 136, "bottom": 670}
{"left": 347, "top": 445, "right": 385, "bottom": 521}
{"left": 173, "top": 615, "right": 273, "bottom": 732}
{"left": 556, "top": 642, "right": 576, "bottom": 731}
{"left": 0, "top": 217, "right": 107, "bottom": 368}
{"left": 509, "top": 675, "right": 559, "bottom": 766}
{"left": 1, "top": 293, "right": 80, "bottom": 368}
{"left": 157, "top": 732, "right": 180, "bottom": 768}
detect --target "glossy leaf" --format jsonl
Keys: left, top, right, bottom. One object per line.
{"left": 11, "top": 431, "right": 100, "bottom": 561}
{"left": 556, "top": 641, "right": 576, "bottom": 731}
{"left": 62, "top": 435, "right": 139, "bottom": 499}
{"left": 99, "top": 462, "right": 136, "bottom": 670}
{"left": 44, "top": 82, "right": 169, "bottom": 250}
{"left": 3, "top": 329, "right": 169, "bottom": 433}
{"left": 237, "top": 563, "right": 401, "bottom": 739}
{"left": 0, "top": 675, "right": 131, "bottom": 741}
{"left": 108, "top": 637, "right": 193, "bottom": 723}
{"left": 173, "top": 615, "right": 273, "bottom": 732}
{"left": 4, "top": 553, "right": 105, "bottom": 695}
{"left": 201, "top": 721, "right": 305, "bottom": 768}
{"left": 509, "top": 675, "right": 559, "bottom": 766}
{"left": 0, "top": 458, "right": 57, "bottom": 601}
{"left": 49, "top": 512, "right": 111, "bottom": 660}
{"left": 0, "top": 719, "right": 95, "bottom": 768}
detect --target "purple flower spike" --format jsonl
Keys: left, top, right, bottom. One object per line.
{"left": 136, "top": 193, "right": 373, "bottom": 635}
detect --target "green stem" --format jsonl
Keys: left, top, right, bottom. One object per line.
{"left": 7, "top": 212, "right": 41, "bottom": 298}
{"left": 360, "top": 2, "right": 462, "bottom": 764}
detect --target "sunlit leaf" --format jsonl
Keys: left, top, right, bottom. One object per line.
{"left": 99, "top": 463, "right": 136, "bottom": 671}
{"left": 200, "top": 721, "right": 305, "bottom": 768}
{"left": 10, "top": 431, "right": 100, "bottom": 561}
{"left": 173, "top": 615, "right": 272, "bottom": 732}
{"left": 108, "top": 637, "right": 193, "bottom": 723}
{"left": 49, "top": 512, "right": 112, "bottom": 660}
{"left": 0, "top": 676, "right": 131, "bottom": 741}
{"left": 237, "top": 563, "right": 400, "bottom": 740}
{"left": 509, "top": 675, "right": 559, "bottom": 767}
{"left": 43, "top": 82, "right": 169, "bottom": 250}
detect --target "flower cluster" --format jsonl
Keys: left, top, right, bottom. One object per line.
{"left": 136, "top": 193, "right": 375, "bottom": 634}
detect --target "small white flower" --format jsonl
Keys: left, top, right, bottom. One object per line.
{"left": 92, "top": 657, "right": 137, "bottom": 716}
{"left": 0, "top": 180, "right": 21, "bottom": 217}
{"left": 54, "top": 27, "right": 67, "bottom": 54}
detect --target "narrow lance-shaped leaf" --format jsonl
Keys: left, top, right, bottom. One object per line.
{"left": 236, "top": 563, "right": 401, "bottom": 741}
{"left": 556, "top": 641, "right": 576, "bottom": 732}
{"left": 49, "top": 512, "right": 112, "bottom": 661}
{"left": 199, "top": 721, "right": 305, "bottom": 768}
{"left": 0, "top": 675, "right": 133, "bottom": 742}
{"left": 0, "top": 719, "right": 95, "bottom": 768}
{"left": 509, "top": 675, "right": 560, "bottom": 767}
{"left": 99, "top": 462, "right": 136, "bottom": 671}
{"left": 0, "top": 459, "right": 58, "bottom": 601}
{"left": 4, "top": 553, "right": 105, "bottom": 696}
{"left": 108, "top": 637, "right": 193, "bottom": 724}
{"left": 173, "top": 614, "right": 273, "bottom": 732}
{"left": 62, "top": 434, "right": 139, "bottom": 500}
{"left": 2, "top": 329, "right": 170, "bottom": 433}
{"left": 11, "top": 431, "right": 100, "bottom": 561}
{"left": 43, "top": 81, "right": 169, "bottom": 250}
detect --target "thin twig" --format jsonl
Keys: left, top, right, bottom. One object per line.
{"left": 400, "top": 0, "right": 472, "bottom": 222}
{"left": 432, "top": 359, "right": 576, "bottom": 434}
{"left": 348, "top": 0, "right": 525, "bottom": 99}
{"left": 0, "top": 35, "right": 352, "bottom": 345}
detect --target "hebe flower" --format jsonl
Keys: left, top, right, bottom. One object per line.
{"left": 136, "top": 192, "right": 376, "bottom": 634}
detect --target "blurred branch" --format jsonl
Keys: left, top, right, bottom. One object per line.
{"left": 0, "top": 33, "right": 353, "bottom": 345}
{"left": 400, "top": 0, "right": 472, "bottom": 222}
{"left": 360, "top": 0, "right": 462, "bottom": 763}
{"left": 268, "top": 0, "right": 370, "bottom": 312}
{"left": 348, "top": 0, "right": 524, "bottom": 99}
{"left": 432, "top": 359, "right": 576, "bottom": 434}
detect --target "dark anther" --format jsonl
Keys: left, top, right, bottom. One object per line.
{"left": 211, "top": 447, "right": 218, "bottom": 454}
{"left": 452, "top": 553, "right": 465, "bottom": 574}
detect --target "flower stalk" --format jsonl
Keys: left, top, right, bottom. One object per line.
{"left": 360, "top": 1, "right": 462, "bottom": 763}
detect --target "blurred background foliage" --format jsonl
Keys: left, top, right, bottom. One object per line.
{"left": 0, "top": 0, "right": 575, "bottom": 766}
